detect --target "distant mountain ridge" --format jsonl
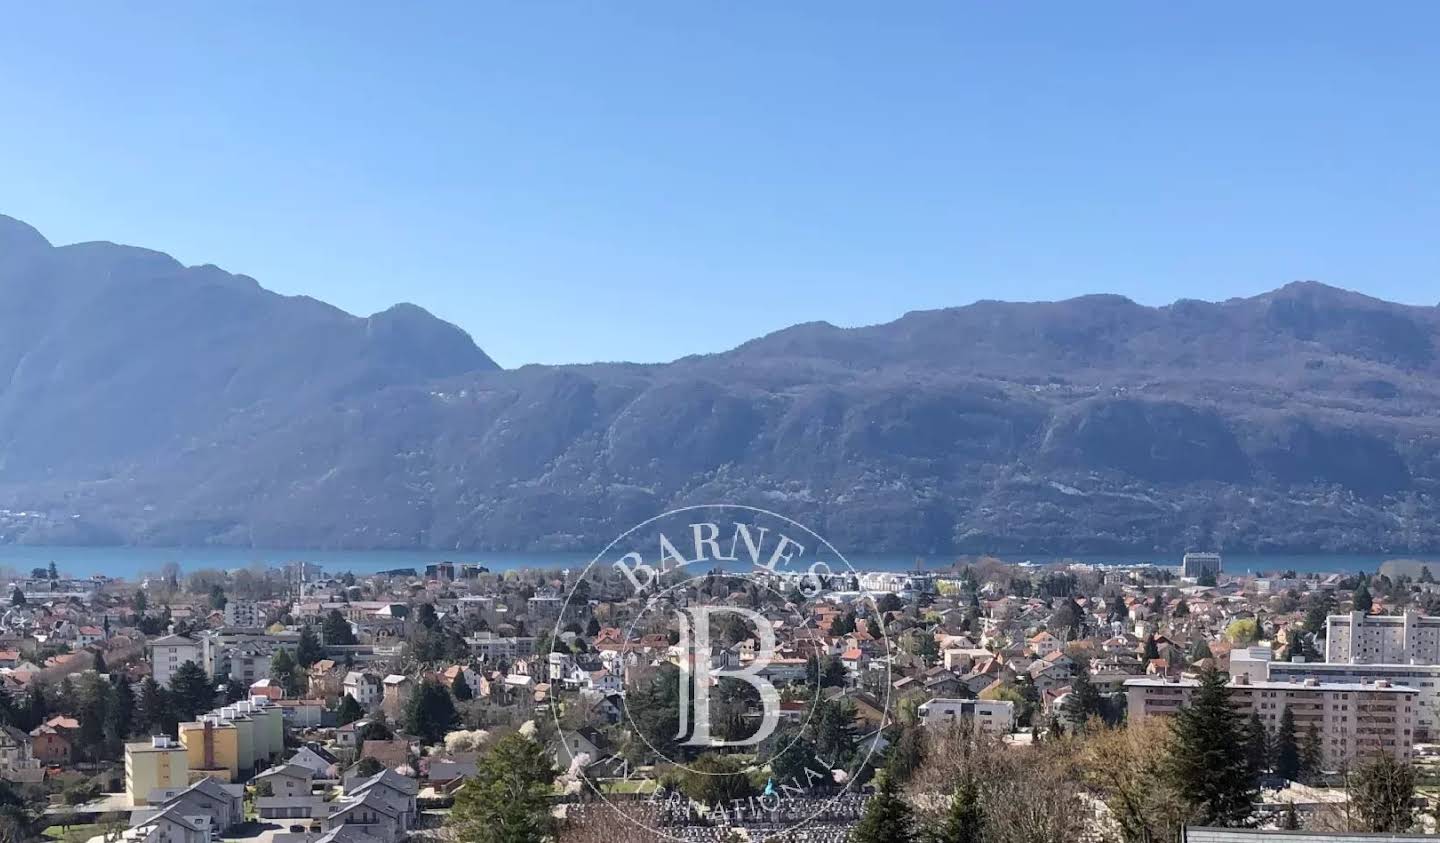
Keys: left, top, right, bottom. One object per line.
{"left": 2, "top": 213, "right": 1439, "bottom": 555}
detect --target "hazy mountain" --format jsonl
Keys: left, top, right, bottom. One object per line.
{"left": 2, "top": 213, "right": 1439, "bottom": 555}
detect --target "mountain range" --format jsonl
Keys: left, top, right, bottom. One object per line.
{"left": 2, "top": 213, "right": 1439, "bottom": 555}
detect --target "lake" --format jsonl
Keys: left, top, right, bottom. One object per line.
{"left": 1, "top": 545, "right": 1436, "bottom": 581}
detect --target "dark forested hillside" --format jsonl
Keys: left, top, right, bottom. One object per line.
{"left": 3, "top": 213, "right": 1439, "bottom": 554}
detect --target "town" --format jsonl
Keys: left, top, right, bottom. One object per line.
{"left": 0, "top": 552, "right": 1437, "bottom": 843}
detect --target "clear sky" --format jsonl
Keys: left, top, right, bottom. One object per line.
{"left": 2, "top": 4, "right": 1438, "bottom": 367}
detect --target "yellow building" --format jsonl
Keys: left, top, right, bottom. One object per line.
{"left": 125, "top": 736, "right": 189, "bottom": 805}
{"left": 178, "top": 718, "right": 240, "bottom": 782}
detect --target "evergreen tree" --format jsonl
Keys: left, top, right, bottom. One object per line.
{"left": 270, "top": 648, "right": 302, "bottom": 697}
{"left": 1143, "top": 634, "right": 1160, "bottom": 662}
{"left": 167, "top": 661, "right": 213, "bottom": 721}
{"left": 452, "top": 670, "right": 473, "bottom": 701}
{"left": 322, "top": 610, "right": 358, "bottom": 646}
{"left": 1165, "top": 666, "right": 1258, "bottom": 827}
{"left": 447, "top": 731, "right": 556, "bottom": 843}
{"left": 1353, "top": 580, "right": 1374, "bottom": 614}
{"left": 1174, "top": 599, "right": 1190, "bottom": 617}
{"left": 1244, "top": 711, "right": 1269, "bottom": 778}
{"left": 337, "top": 693, "right": 363, "bottom": 726}
{"left": 932, "top": 775, "right": 983, "bottom": 843}
{"left": 1107, "top": 594, "right": 1128, "bottom": 623}
{"left": 887, "top": 725, "right": 925, "bottom": 784}
{"left": 853, "top": 773, "right": 914, "bottom": 843}
{"left": 105, "top": 675, "right": 134, "bottom": 748}
{"left": 1189, "top": 639, "right": 1214, "bottom": 664}
{"left": 132, "top": 589, "right": 148, "bottom": 613}
{"left": 136, "top": 677, "right": 167, "bottom": 734}
{"left": 405, "top": 679, "right": 458, "bottom": 744}
{"left": 1299, "top": 723, "right": 1324, "bottom": 784}
{"left": 295, "top": 626, "right": 323, "bottom": 668}
{"left": 1067, "top": 670, "right": 1101, "bottom": 730}
{"left": 92, "top": 651, "right": 107, "bottom": 674}
{"left": 1273, "top": 707, "right": 1300, "bottom": 781}
{"left": 7, "top": 589, "right": 21, "bottom": 608}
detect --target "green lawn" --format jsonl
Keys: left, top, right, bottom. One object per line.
{"left": 44, "top": 823, "right": 102, "bottom": 841}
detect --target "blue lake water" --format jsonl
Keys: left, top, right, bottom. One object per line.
{"left": 2, "top": 545, "right": 1437, "bottom": 581}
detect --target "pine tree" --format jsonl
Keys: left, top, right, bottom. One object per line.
{"left": 405, "top": 679, "right": 458, "bottom": 745}
{"left": 447, "top": 731, "right": 557, "bottom": 843}
{"left": 1166, "top": 666, "right": 1257, "bottom": 827}
{"left": 452, "top": 670, "right": 473, "bottom": 701}
{"left": 1299, "top": 723, "right": 1324, "bottom": 784}
{"left": 337, "top": 693, "right": 363, "bottom": 726}
{"left": 322, "top": 609, "right": 358, "bottom": 646}
{"left": 1273, "top": 707, "right": 1300, "bottom": 781}
{"left": 1244, "top": 711, "right": 1269, "bottom": 778}
{"left": 853, "top": 773, "right": 914, "bottom": 843}
{"left": 8, "top": 589, "right": 22, "bottom": 607}
{"left": 1353, "top": 580, "right": 1374, "bottom": 614}
{"left": 105, "top": 675, "right": 134, "bottom": 747}
{"left": 932, "top": 775, "right": 983, "bottom": 843}
{"left": 136, "top": 677, "right": 166, "bottom": 734}
{"left": 295, "top": 626, "right": 323, "bottom": 668}
{"left": 1143, "top": 634, "right": 1160, "bottom": 662}
{"left": 167, "top": 661, "right": 213, "bottom": 721}
{"left": 1067, "top": 670, "right": 1101, "bottom": 730}
{"left": 270, "top": 648, "right": 301, "bottom": 697}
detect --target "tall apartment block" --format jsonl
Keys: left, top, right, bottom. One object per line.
{"left": 1326, "top": 610, "right": 1440, "bottom": 664}
{"left": 1125, "top": 675, "right": 1416, "bottom": 766}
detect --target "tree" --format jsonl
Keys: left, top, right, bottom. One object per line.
{"left": 852, "top": 772, "right": 913, "bottom": 843}
{"left": 105, "top": 675, "right": 134, "bottom": 749}
{"left": 1107, "top": 594, "right": 1128, "bottom": 623}
{"left": 354, "top": 756, "right": 384, "bottom": 777}
{"left": 1142, "top": 634, "right": 1160, "bottom": 662}
{"left": 888, "top": 725, "right": 925, "bottom": 785}
{"left": 322, "top": 610, "right": 357, "bottom": 646}
{"left": 1353, "top": 580, "right": 1374, "bottom": 614}
{"left": 1279, "top": 802, "right": 1300, "bottom": 830}
{"left": 1244, "top": 711, "right": 1269, "bottom": 779}
{"left": 932, "top": 775, "right": 983, "bottom": 843}
{"left": 47, "top": 562, "right": 58, "bottom": 580}
{"left": 1349, "top": 753, "right": 1415, "bottom": 833}
{"left": 1165, "top": 666, "right": 1257, "bottom": 827}
{"left": 447, "top": 731, "right": 556, "bottom": 843}
{"left": 209, "top": 585, "right": 227, "bottom": 611}
{"left": 7, "top": 590, "right": 21, "bottom": 608}
{"left": 1273, "top": 707, "right": 1300, "bottom": 781}
{"left": 167, "top": 661, "right": 213, "bottom": 721}
{"left": 1197, "top": 571, "right": 1217, "bottom": 587}
{"left": 1174, "top": 599, "right": 1190, "bottom": 617}
{"left": 135, "top": 678, "right": 168, "bottom": 734}
{"left": 92, "top": 652, "right": 107, "bottom": 675}
{"left": 337, "top": 694, "right": 363, "bottom": 726}
{"left": 451, "top": 670, "right": 473, "bottom": 701}
{"left": 270, "top": 648, "right": 302, "bottom": 697}
{"left": 677, "top": 753, "right": 755, "bottom": 805}
{"left": 1067, "top": 671, "right": 1101, "bottom": 730}
{"left": 132, "top": 590, "right": 148, "bottom": 613}
{"left": 1224, "top": 619, "right": 1259, "bottom": 646}
{"left": 295, "top": 626, "right": 323, "bottom": 668}
{"left": 405, "top": 679, "right": 458, "bottom": 744}
{"left": 1189, "top": 639, "right": 1214, "bottom": 664}
{"left": 1299, "top": 723, "right": 1324, "bottom": 783}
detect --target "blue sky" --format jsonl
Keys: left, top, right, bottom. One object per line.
{"left": 2, "top": 4, "right": 1438, "bottom": 367}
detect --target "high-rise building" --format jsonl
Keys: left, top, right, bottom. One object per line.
{"left": 1125, "top": 674, "right": 1416, "bottom": 766}
{"left": 1181, "top": 552, "right": 1222, "bottom": 580}
{"left": 1326, "top": 610, "right": 1440, "bottom": 664}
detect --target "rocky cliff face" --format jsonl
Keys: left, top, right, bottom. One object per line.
{"left": 2, "top": 214, "right": 1438, "bottom": 554}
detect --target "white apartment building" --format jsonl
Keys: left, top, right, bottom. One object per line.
{"left": 148, "top": 634, "right": 203, "bottom": 686}
{"left": 1237, "top": 647, "right": 1440, "bottom": 740}
{"left": 1125, "top": 675, "right": 1417, "bottom": 766}
{"left": 916, "top": 698, "right": 1015, "bottom": 735}
{"left": 342, "top": 671, "right": 383, "bottom": 709}
{"left": 222, "top": 601, "right": 261, "bottom": 629}
{"left": 1326, "top": 610, "right": 1440, "bottom": 664}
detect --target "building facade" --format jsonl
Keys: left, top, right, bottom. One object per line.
{"left": 1326, "top": 610, "right": 1440, "bottom": 665}
{"left": 125, "top": 736, "right": 190, "bottom": 806}
{"left": 1125, "top": 675, "right": 1416, "bottom": 766}
{"left": 1181, "top": 552, "right": 1222, "bottom": 580}
{"left": 916, "top": 698, "right": 1015, "bottom": 734}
